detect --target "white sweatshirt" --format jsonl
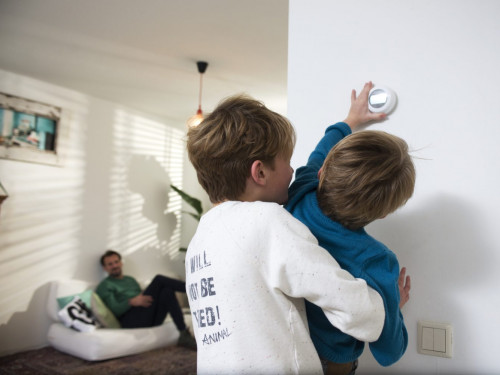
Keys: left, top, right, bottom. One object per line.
{"left": 185, "top": 201, "right": 384, "bottom": 374}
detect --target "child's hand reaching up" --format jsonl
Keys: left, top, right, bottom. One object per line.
{"left": 343, "top": 81, "right": 387, "bottom": 131}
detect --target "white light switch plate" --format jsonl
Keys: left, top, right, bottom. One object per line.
{"left": 417, "top": 321, "right": 453, "bottom": 358}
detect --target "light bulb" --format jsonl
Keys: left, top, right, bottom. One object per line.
{"left": 187, "top": 108, "right": 204, "bottom": 128}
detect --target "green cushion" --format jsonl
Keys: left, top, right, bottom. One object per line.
{"left": 90, "top": 293, "right": 121, "bottom": 329}
{"left": 57, "top": 289, "right": 93, "bottom": 310}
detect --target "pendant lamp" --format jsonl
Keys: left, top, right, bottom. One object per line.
{"left": 187, "top": 61, "right": 209, "bottom": 128}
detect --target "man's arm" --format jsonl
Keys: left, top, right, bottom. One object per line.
{"left": 129, "top": 293, "right": 153, "bottom": 307}
{"left": 95, "top": 277, "right": 144, "bottom": 317}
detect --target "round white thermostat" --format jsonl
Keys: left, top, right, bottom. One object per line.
{"left": 368, "top": 85, "right": 397, "bottom": 114}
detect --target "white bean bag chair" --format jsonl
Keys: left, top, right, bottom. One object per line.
{"left": 46, "top": 279, "right": 190, "bottom": 361}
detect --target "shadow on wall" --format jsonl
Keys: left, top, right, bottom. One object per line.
{"left": 0, "top": 283, "right": 52, "bottom": 356}
{"left": 125, "top": 155, "right": 180, "bottom": 280}
{"left": 368, "top": 193, "right": 490, "bottom": 293}
{"left": 127, "top": 154, "right": 177, "bottom": 245}
{"left": 365, "top": 193, "right": 493, "bottom": 367}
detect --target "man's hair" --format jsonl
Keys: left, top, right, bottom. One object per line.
{"left": 100, "top": 249, "right": 121, "bottom": 266}
{"left": 317, "top": 130, "right": 415, "bottom": 230}
{"left": 187, "top": 94, "right": 296, "bottom": 203}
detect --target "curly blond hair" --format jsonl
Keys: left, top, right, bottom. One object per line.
{"left": 187, "top": 95, "right": 295, "bottom": 203}
{"left": 318, "top": 131, "right": 415, "bottom": 230}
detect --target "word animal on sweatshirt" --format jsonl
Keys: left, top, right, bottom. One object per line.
{"left": 202, "top": 328, "right": 231, "bottom": 346}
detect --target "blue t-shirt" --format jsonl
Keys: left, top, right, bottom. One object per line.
{"left": 285, "top": 122, "right": 408, "bottom": 366}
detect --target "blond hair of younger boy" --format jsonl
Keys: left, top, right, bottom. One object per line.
{"left": 185, "top": 94, "right": 385, "bottom": 375}
{"left": 318, "top": 131, "right": 415, "bottom": 230}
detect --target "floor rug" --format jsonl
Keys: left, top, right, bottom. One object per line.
{"left": 0, "top": 345, "right": 196, "bottom": 375}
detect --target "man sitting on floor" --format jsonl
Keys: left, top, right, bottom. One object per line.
{"left": 96, "top": 249, "right": 196, "bottom": 350}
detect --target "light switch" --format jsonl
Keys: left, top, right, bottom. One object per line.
{"left": 421, "top": 327, "right": 434, "bottom": 351}
{"left": 417, "top": 321, "right": 453, "bottom": 358}
{"left": 434, "top": 328, "right": 446, "bottom": 352}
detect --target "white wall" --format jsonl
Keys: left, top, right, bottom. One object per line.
{"left": 288, "top": 1, "right": 500, "bottom": 374}
{"left": 0, "top": 69, "right": 197, "bottom": 355}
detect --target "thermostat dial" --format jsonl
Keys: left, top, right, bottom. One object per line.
{"left": 368, "top": 85, "right": 397, "bottom": 114}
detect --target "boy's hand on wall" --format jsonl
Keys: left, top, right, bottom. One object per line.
{"left": 398, "top": 267, "right": 411, "bottom": 309}
{"left": 343, "top": 81, "right": 387, "bottom": 131}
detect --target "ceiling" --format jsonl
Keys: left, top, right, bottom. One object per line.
{"left": 0, "top": 0, "right": 289, "bottom": 126}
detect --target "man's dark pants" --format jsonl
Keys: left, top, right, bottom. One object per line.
{"left": 119, "top": 275, "right": 186, "bottom": 330}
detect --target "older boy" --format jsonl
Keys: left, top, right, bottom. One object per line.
{"left": 286, "top": 82, "right": 414, "bottom": 374}
{"left": 185, "top": 93, "right": 385, "bottom": 374}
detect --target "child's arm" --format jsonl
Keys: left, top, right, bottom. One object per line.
{"left": 287, "top": 82, "right": 387, "bottom": 210}
{"left": 362, "top": 253, "right": 410, "bottom": 365}
{"left": 306, "top": 81, "right": 387, "bottom": 170}
{"left": 267, "top": 205, "right": 385, "bottom": 342}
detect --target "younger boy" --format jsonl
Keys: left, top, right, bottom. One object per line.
{"left": 286, "top": 82, "right": 414, "bottom": 374}
{"left": 185, "top": 94, "right": 385, "bottom": 374}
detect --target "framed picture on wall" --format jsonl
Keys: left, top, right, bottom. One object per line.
{"left": 0, "top": 92, "right": 63, "bottom": 165}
